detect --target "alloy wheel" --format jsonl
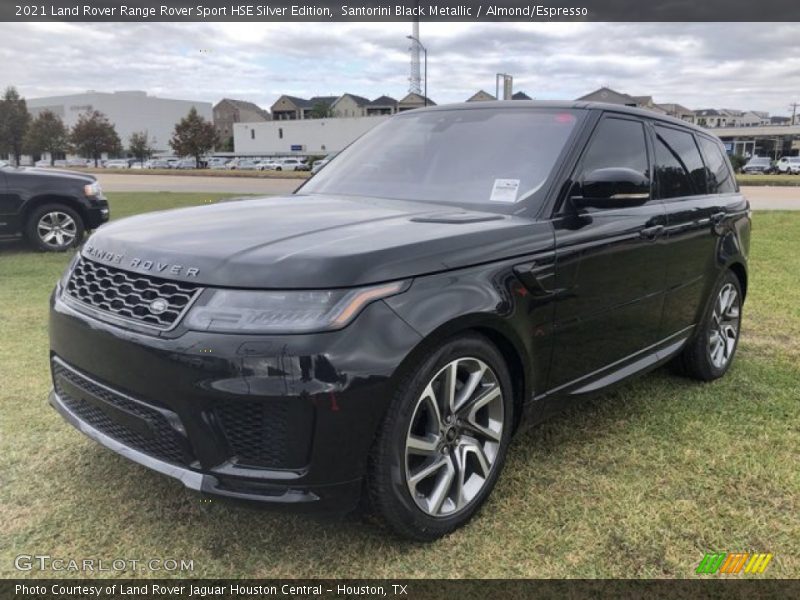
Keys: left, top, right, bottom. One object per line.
{"left": 404, "top": 357, "right": 504, "bottom": 518}
{"left": 708, "top": 282, "right": 740, "bottom": 369}
{"left": 37, "top": 211, "right": 77, "bottom": 248}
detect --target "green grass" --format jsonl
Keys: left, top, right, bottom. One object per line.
{"left": 737, "top": 174, "right": 800, "bottom": 186}
{"left": 1, "top": 193, "right": 798, "bottom": 579}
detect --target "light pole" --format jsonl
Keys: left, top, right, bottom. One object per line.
{"left": 407, "top": 35, "right": 428, "bottom": 106}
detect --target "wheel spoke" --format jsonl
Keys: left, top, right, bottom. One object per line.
{"left": 406, "top": 433, "right": 440, "bottom": 456}
{"left": 442, "top": 360, "right": 459, "bottom": 415}
{"left": 420, "top": 383, "right": 443, "bottom": 432}
{"left": 460, "top": 436, "right": 491, "bottom": 478}
{"left": 453, "top": 364, "right": 486, "bottom": 413}
{"left": 409, "top": 455, "right": 449, "bottom": 489}
{"left": 426, "top": 457, "right": 456, "bottom": 515}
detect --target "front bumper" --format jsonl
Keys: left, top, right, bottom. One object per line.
{"left": 49, "top": 290, "right": 422, "bottom": 512}
{"left": 84, "top": 198, "right": 110, "bottom": 229}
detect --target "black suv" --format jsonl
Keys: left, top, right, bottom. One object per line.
{"left": 0, "top": 160, "right": 109, "bottom": 251}
{"left": 48, "top": 102, "right": 749, "bottom": 540}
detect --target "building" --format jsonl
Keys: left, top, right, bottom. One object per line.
{"left": 26, "top": 90, "right": 212, "bottom": 152}
{"left": 331, "top": 93, "right": 373, "bottom": 117}
{"left": 234, "top": 115, "right": 389, "bottom": 155}
{"left": 213, "top": 99, "right": 270, "bottom": 148}
{"left": 466, "top": 90, "right": 496, "bottom": 102}
{"left": 398, "top": 92, "right": 436, "bottom": 112}
{"left": 512, "top": 91, "right": 532, "bottom": 100}
{"left": 713, "top": 124, "right": 800, "bottom": 158}
{"left": 366, "top": 96, "right": 398, "bottom": 116}
{"left": 270, "top": 95, "right": 339, "bottom": 120}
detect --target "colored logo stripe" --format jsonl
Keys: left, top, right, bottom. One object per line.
{"left": 697, "top": 553, "right": 773, "bottom": 574}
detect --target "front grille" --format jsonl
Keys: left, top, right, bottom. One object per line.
{"left": 215, "top": 401, "right": 290, "bottom": 468}
{"left": 53, "top": 359, "right": 189, "bottom": 465}
{"left": 64, "top": 257, "right": 201, "bottom": 329}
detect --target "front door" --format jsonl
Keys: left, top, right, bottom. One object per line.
{"left": 548, "top": 114, "right": 668, "bottom": 391}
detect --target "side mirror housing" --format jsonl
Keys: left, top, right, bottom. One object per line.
{"left": 572, "top": 167, "right": 650, "bottom": 209}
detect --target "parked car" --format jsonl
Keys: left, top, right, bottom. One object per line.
{"left": 104, "top": 159, "right": 130, "bottom": 169}
{"left": 34, "top": 159, "right": 51, "bottom": 168}
{"left": 48, "top": 102, "right": 749, "bottom": 541}
{"left": 311, "top": 152, "right": 339, "bottom": 174}
{"left": 66, "top": 158, "right": 90, "bottom": 168}
{"left": 53, "top": 160, "right": 67, "bottom": 168}
{"left": 166, "top": 158, "right": 180, "bottom": 169}
{"left": 0, "top": 161, "right": 108, "bottom": 251}
{"left": 741, "top": 156, "right": 773, "bottom": 174}
{"left": 263, "top": 157, "right": 306, "bottom": 171}
{"left": 774, "top": 156, "right": 800, "bottom": 174}
{"left": 145, "top": 159, "right": 171, "bottom": 169}
{"left": 173, "top": 159, "right": 197, "bottom": 170}
{"left": 227, "top": 158, "right": 260, "bottom": 170}
{"left": 206, "top": 157, "right": 230, "bottom": 170}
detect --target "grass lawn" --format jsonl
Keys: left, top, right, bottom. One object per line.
{"left": 737, "top": 174, "right": 800, "bottom": 187}
{"left": 1, "top": 192, "right": 798, "bottom": 579}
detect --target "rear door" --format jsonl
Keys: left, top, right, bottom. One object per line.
{"left": 655, "top": 125, "right": 742, "bottom": 337}
{"left": 548, "top": 114, "right": 668, "bottom": 391}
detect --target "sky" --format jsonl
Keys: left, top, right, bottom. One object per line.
{"left": 0, "top": 21, "right": 799, "bottom": 117}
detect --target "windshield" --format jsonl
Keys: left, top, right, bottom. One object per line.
{"left": 301, "top": 107, "right": 582, "bottom": 210}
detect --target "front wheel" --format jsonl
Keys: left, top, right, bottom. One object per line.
{"left": 367, "top": 334, "right": 514, "bottom": 541}
{"left": 674, "top": 270, "right": 743, "bottom": 381}
{"left": 25, "top": 204, "right": 85, "bottom": 252}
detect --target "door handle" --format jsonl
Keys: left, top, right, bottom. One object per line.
{"left": 639, "top": 225, "right": 664, "bottom": 240}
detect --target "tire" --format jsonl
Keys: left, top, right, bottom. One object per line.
{"left": 25, "top": 203, "right": 85, "bottom": 252}
{"left": 674, "top": 270, "right": 743, "bottom": 381}
{"left": 367, "top": 333, "right": 514, "bottom": 541}
{"left": 275, "top": 167, "right": 282, "bottom": 171}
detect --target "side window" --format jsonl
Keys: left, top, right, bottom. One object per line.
{"left": 654, "top": 125, "right": 707, "bottom": 198}
{"left": 579, "top": 117, "right": 649, "bottom": 182}
{"left": 697, "top": 136, "right": 736, "bottom": 194}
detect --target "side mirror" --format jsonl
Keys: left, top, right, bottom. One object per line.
{"left": 572, "top": 167, "right": 650, "bottom": 209}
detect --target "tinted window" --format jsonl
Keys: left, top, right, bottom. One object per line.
{"left": 655, "top": 126, "right": 707, "bottom": 198}
{"left": 697, "top": 137, "right": 736, "bottom": 194}
{"left": 580, "top": 117, "right": 649, "bottom": 179}
{"left": 303, "top": 108, "right": 582, "bottom": 209}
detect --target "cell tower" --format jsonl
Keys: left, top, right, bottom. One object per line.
{"left": 408, "top": 20, "right": 422, "bottom": 95}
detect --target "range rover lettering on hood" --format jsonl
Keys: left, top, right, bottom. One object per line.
{"left": 83, "top": 244, "right": 200, "bottom": 278}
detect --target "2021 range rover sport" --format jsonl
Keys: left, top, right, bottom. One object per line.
{"left": 49, "top": 102, "right": 750, "bottom": 540}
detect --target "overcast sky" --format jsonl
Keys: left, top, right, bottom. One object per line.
{"left": 1, "top": 22, "right": 798, "bottom": 116}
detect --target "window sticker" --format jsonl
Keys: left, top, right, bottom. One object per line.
{"left": 490, "top": 179, "right": 521, "bottom": 203}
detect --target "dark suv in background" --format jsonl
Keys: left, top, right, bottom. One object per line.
{"left": 0, "top": 160, "right": 108, "bottom": 251}
{"left": 48, "top": 102, "right": 749, "bottom": 540}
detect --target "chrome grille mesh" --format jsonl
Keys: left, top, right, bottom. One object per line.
{"left": 65, "top": 257, "right": 201, "bottom": 329}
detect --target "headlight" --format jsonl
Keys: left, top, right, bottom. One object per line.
{"left": 184, "top": 281, "right": 409, "bottom": 334}
{"left": 84, "top": 181, "right": 103, "bottom": 197}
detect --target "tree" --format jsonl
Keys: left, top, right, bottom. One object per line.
{"left": 0, "top": 87, "right": 31, "bottom": 165}
{"left": 309, "top": 101, "right": 332, "bottom": 119}
{"left": 128, "top": 130, "right": 154, "bottom": 166}
{"left": 70, "top": 110, "right": 121, "bottom": 167}
{"left": 170, "top": 107, "right": 217, "bottom": 167}
{"left": 24, "top": 110, "right": 68, "bottom": 166}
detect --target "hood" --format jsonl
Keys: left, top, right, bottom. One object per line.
{"left": 17, "top": 166, "right": 96, "bottom": 183}
{"left": 82, "top": 194, "right": 552, "bottom": 288}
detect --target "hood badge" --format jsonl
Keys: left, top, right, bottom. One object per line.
{"left": 149, "top": 298, "right": 169, "bottom": 315}
{"left": 84, "top": 244, "right": 200, "bottom": 278}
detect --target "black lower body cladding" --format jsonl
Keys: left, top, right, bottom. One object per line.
{"left": 48, "top": 289, "right": 422, "bottom": 512}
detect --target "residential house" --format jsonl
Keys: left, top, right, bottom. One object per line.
{"left": 331, "top": 93, "right": 372, "bottom": 117}
{"left": 270, "top": 95, "right": 338, "bottom": 120}
{"left": 511, "top": 91, "right": 532, "bottom": 100}
{"left": 398, "top": 92, "right": 436, "bottom": 112}
{"left": 213, "top": 98, "right": 270, "bottom": 148}
{"left": 466, "top": 90, "right": 496, "bottom": 102}
{"left": 366, "top": 96, "right": 398, "bottom": 116}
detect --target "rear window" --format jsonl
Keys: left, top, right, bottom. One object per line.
{"left": 654, "top": 126, "right": 707, "bottom": 198}
{"left": 697, "top": 137, "right": 736, "bottom": 194}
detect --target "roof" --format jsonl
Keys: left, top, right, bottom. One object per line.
{"left": 695, "top": 109, "right": 723, "bottom": 116}
{"left": 216, "top": 98, "right": 269, "bottom": 118}
{"left": 369, "top": 95, "right": 398, "bottom": 106}
{"left": 512, "top": 91, "right": 532, "bottom": 100}
{"left": 399, "top": 92, "right": 437, "bottom": 105}
{"left": 656, "top": 102, "right": 692, "bottom": 114}
{"left": 405, "top": 100, "right": 715, "bottom": 136}
{"left": 337, "top": 93, "right": 372, "bottom": 106}
{"left": 576, "top": 87, "right": 636, "bottom": 104}
{"left": 308, "top": 96, "right": 338, "bottom": 107}
{"left": 466, "top": 90, "right": 497, "bottom": 102}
